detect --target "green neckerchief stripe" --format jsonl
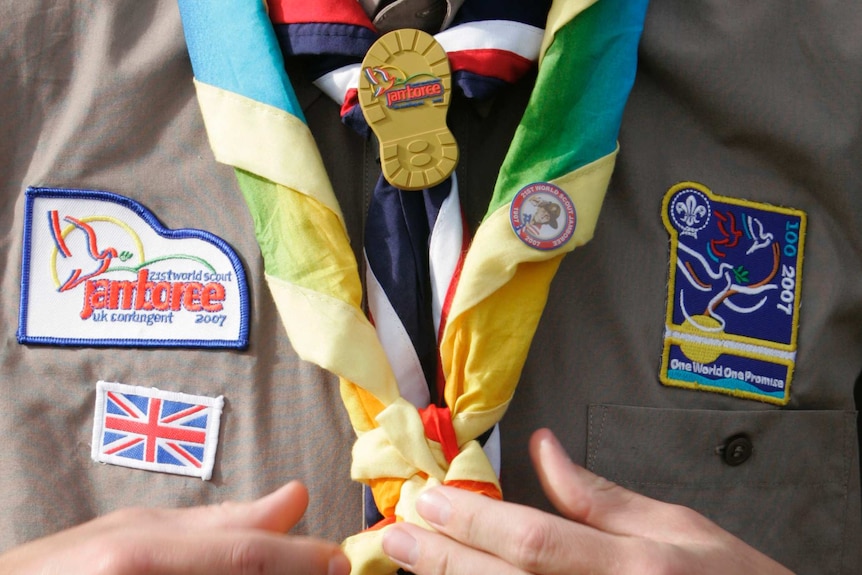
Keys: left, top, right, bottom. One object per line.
{"left": 487, "top": 0, "right": 648, "bottom": 218}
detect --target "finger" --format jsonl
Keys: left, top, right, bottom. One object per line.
{"left": 238, "top": 481, "right": 310, "bottom": 532}
{"left": 413, "top": 486, "right": 628, "bottom": 574}
{"left": 530, "top": 429, "right": 715, "bottom": 543}
{"left": 382, "top": 522, "right": 524, "bottom": 575}
{"left": 98, "top": 530, "right": 350, "bottom": 575}
{"left": 180, "top": 481, "right": 310, "bottom": 533}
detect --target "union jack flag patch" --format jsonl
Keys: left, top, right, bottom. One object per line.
{"left": 91, "top": 381, "right": 223, "bottom": 480}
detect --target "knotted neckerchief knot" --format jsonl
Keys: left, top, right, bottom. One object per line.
{"left": 347, "top": 398, "right": 501, "bottom": 573}
{"left": 353, "top": 399, "right": 501, "bottom": 517}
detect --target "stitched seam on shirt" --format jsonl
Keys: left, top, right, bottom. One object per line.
{"left": 837, "top": 412, "right": 853, "bottom": 574}
{"left": 587, "top": 406, "right": 607, "bottom": 471}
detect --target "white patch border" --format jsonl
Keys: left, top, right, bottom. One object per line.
{"left": 91, "top": 380, "right": 224, "bottom": 480}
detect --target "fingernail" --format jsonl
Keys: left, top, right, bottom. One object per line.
{"left": 539, "top": 430, "right": 562, "bottom": 452}
{"left": 327, "top": 553, "right": 350, "bottom": 575}
{"left": 382, "top": 527, "right": 418, "bottom": 567}
{"left": 416, "top": 488, "right": 452, "bottom": 527}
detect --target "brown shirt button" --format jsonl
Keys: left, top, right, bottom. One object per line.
{"left": 721, "top": 434, "right": 753, "bottom": 466}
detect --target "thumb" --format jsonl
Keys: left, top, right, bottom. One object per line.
{"left": 529, "top": 429, "right": 683, "bottom": 540}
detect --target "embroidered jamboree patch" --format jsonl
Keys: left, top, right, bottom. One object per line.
{"left": 91, "top": 381, "right": 223, "bottom": 480}
{"left": 660, "top": 182, "right": 806, "bottom": 405}
{"left": 18, "top": 187, "right": 249, "bottom": 348}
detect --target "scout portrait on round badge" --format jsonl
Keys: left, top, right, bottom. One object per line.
{"left": 510, "top": 182, "right": 577, "bottom": 251}
{"left": 520, "top": 197, "right": 561, "bottom": 238}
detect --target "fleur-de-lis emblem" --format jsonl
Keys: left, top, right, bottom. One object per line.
{"left": 670, "top": 188, "right": 711, "bottom": 238}
{"left": 676, "top": 193, "right": 707, "bottom": 227}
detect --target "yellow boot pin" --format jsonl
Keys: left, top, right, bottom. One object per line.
{"left": 358, "top": 29, "right": 458, "bottom": 191}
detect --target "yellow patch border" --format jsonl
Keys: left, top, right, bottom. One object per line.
{"left": 660, "top": 182, "right": 807, "bottom": 405}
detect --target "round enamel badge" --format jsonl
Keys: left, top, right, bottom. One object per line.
{"left": 510, "top": 182, "right": 576, "bottom": 250}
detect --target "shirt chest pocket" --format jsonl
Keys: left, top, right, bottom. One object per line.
{"left": 586, "top": 405, "right": 859, "bottom": 575}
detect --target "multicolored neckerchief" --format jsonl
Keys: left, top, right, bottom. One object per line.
{"left": 178, "top": 1, "right": 648, "bottom": 573}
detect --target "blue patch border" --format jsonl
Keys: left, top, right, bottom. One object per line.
{"left": 18, "top": 186, "right": 250, "bottom": 349}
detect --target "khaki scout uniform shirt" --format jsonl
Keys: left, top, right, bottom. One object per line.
{"left": 1, "top": 2, "right": 860, "bottom": 573}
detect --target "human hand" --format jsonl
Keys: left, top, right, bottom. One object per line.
{"left": 0, "top": 481, "right": 350, "bottom": 575}
{"left": 382, "top": 428, "right": 793, "bottom": 574}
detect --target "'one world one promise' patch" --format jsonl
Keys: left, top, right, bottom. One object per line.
{"left": 660, "top": 182, "right": 806, "bottom": 405}
{"left": 19, "top": 187, "right": 249, "bottom": 348}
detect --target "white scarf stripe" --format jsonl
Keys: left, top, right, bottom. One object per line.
{"left": 429, "top": 174, "right": 465, "bottom": 337}
{"left": 436, "top": 20, "right": 544, "bottom": 60}
{"left": 364, "top": 255, "right": 432, "bottom": 408}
